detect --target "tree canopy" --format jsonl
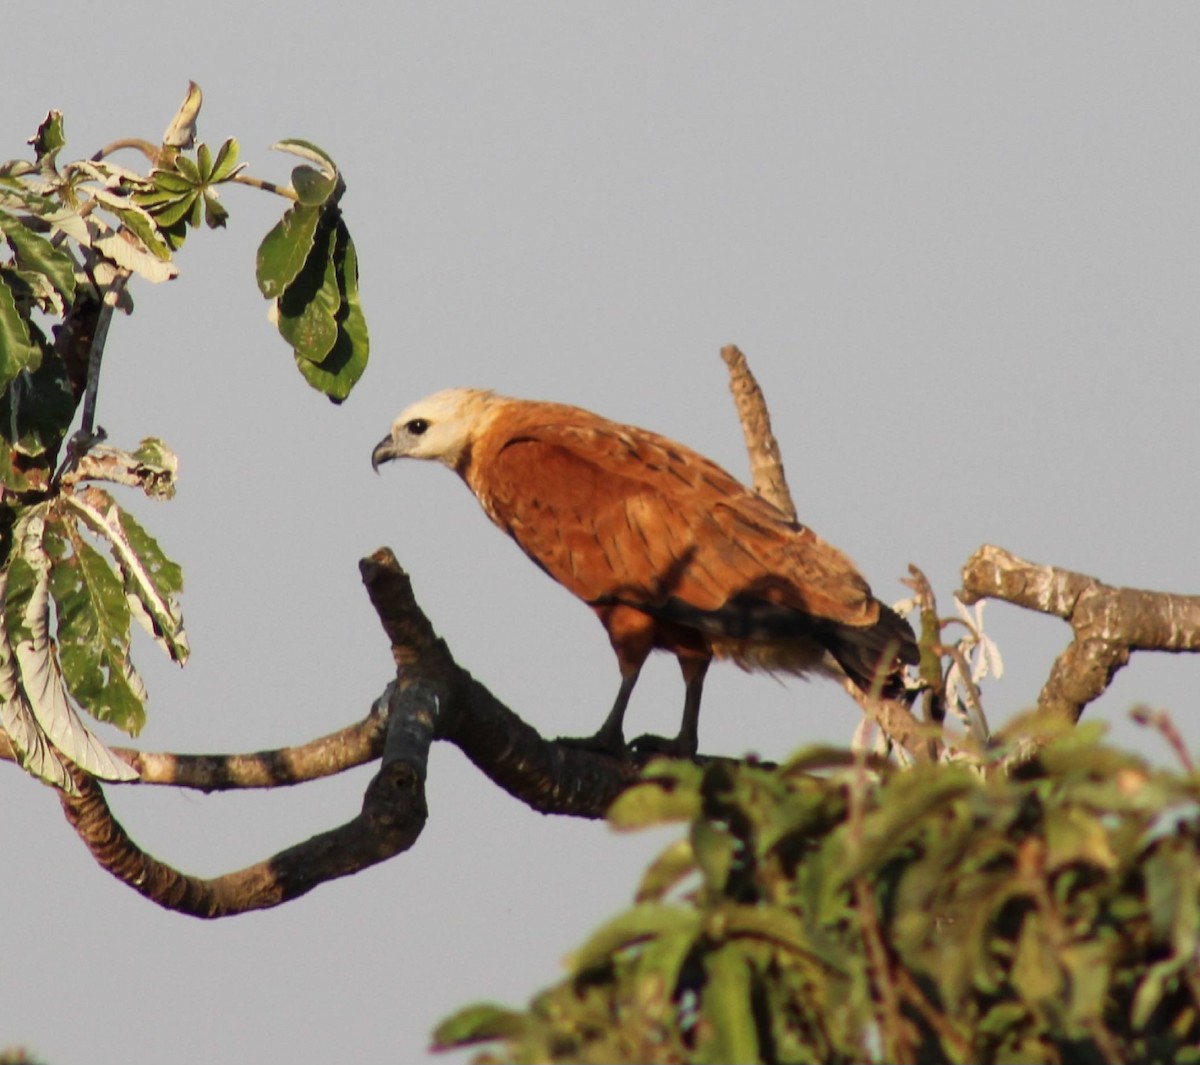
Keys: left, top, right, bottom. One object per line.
{"left": 3, "top": 85, "right": 1199, "bottom": 1065}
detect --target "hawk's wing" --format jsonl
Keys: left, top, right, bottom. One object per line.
{"left": 472, "top": 419, "right": 883, "bottom": 633}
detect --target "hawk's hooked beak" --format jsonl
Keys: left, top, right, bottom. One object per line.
{"left": 371, "top": 435, "right": 398, "bottom": 473}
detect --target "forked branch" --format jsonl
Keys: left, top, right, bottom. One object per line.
{"left": 55, "top": 678, "right": 433, "bottom": 917}
{"left": 960, "top": 544, "right": 1200, "bottom": 725}
{"left": 2, "top": 550, "right": 639, "bottom": 917}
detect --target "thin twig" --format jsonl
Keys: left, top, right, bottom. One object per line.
{"left": 936, "top": 643, "right": 992, "bottom": 745}
{"left": 230, "top": 173, "right": 299, "bottom": 201}
{"left": 90, "top": 138, "right": 159, "bottom": 164}
{"left": 79, "top": 269, "right": 129, "bottom": 437}
{"left": 51, "top": 269, "right": 129, "bottom": 487}
{"left": 1130, "top": 706, "right": 1196, "bottom": 774}
{"left": 892, "top": 966, "right": 974, "bottom": 1063}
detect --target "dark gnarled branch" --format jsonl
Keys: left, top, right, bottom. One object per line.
{"left": 57, "top": 679, "right": 433, "bottom": 917}
{"left": 32, "top": 549, "right": 641, "bottom": 917}
{"left": 960, "top": 544, "right": 1200, "bottom": 725}
{"left": 358, "top": 550, "right": 640, "bottom": 817}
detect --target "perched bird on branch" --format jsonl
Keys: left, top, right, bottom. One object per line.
{"left": 372, "top": 389, "right": 917, "bottom": 757}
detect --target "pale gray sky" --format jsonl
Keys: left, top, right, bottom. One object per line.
{"left": 4, "top": 5, "right": 1199, "bottom": 1063}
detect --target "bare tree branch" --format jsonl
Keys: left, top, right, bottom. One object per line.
{"left": 0, "top": 549, "right": 646, "bottom": 917}
{"left": 359, "top": 549, "right": 640, "bottom": 818}
{"left": 56, "top": 680, "right": 433, "bottom": 918}
{"left": 720, "top": 344, "right": 797, "bottom": 522}
{"left": 960, "top": 544, "right": 1200, "bottom": 724}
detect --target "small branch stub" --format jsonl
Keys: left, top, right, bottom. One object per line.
{"left": 721, "top": 344, "right": 797, "bottom": 523}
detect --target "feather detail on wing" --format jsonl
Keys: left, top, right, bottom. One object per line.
{"left": 464, "top": 409, "right": 899, "bottom": 651}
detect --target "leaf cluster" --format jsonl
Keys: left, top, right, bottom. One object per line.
{"left": 255, "top": 141, "right": 368, "bottom": 402}
{"left": 1, "top": 450, "right": 186, "bottom": 791}
{"left": 0, "top": 94, "right": 368, "bottom": 499}
{"left": 436, "top": 728, "right": 1200, "bottom": 1064}
{"left": 1, "top": 90, "right": 370, "bottom": 789}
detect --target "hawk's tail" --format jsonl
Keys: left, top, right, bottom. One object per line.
{"left": 820, "top": 603, "right": 919, "bottom": 698}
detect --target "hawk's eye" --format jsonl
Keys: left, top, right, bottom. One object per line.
{"left": 405, "top": 419, "right": 429, "bottom": 436}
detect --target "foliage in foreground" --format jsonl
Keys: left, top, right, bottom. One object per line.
{"left": 436, "top": 723, "right": 1200, "bottom": 1064}
{"left": 0, "top": 87, "right": 367, "bottom": 791}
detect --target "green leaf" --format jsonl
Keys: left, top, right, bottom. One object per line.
{"left": 1044, "top": 805, "right": 1118, "bottom": 873}
{"left": 0, "top": 159, "right": 37, "bottom": 180}
{"left": 780, "top": 744, "right": 864, "bottom": 776}
{"left": 291, "top": 222, "right": 368, "bottom": 402}
{"left": 29, "top": 111, "right": 66, "bottom": 165}
{"left": 111, "top": 503, "right": 188, "bottom": 663}
{"left": 0, "top": 348, "right": 73, "bottom": 490}
{"left": 63, "top": 489, "right": 187, "bottom": 665}
{"left": 196, "top": 142, "right": 214, "bottom": 182}
{"left": 977, "top": 1000, "right": 1028, "bottom": 1039}
{"left": 692, "top": 817, "right": 736, "bottom": 896}
{"left": 633, "top": 925, "right": 701, "bottom": 1004}
{"left": 1143, "top": 840, "right": 1199, "bottom": 952}
{"left": 1011, "top": 911, "right": 1063, "bottom": 1007}
{"left": 1, "top": 213, "right": 77, "bottom": 304}
{"left": 430, "top": 1004, "right": 528, "bottom": 1050}
{"left": 9, "top": 267, "right": 63, "bottom": 317}
{"left": 272, "top": 138, "right": 337, "bottom": 173}
{"left": 256, "top": 202, "right": 321, "bottom": 299}
{"left": 722, "top": 903, "right": 842, "bottom": 971}
{"left": 45, "top": 517, "right": 146, "bottom": 734}
{"left": 569, "top": 905, "right": 700, "bottom": 975}
{"left": 1061, "top": 942, "right": 1113, "bottom": 1029}
{"left": 131, "top": 437, "right": 180, "bottom": 499}
{"left": 0, "top": 585, "right": 75, "bottom": 793}
{"left": 93, "top": 229, "right": 177, "bottom": 283}
{"left": 209, "top": 138, "right": 242, "bottom": 183}
{"left": 148, "top": 168, "right": 198, "bottom": 195}
{"left": 609, "top": 781, "right": 703, "bottom": 831}
{"left": 149, "top": 191, "right": 200, "bottom": 229}
{"left": 188, "top": 192, "right": 204, "bottom": 229}
{"left": 291, "top": 165, "right": 337, "bottom": 207}
{"left": 0, "top": 276, "right": 41, "bottom": 389}
{"left": 838, "top": 769, "right": 978, "bottom": 885}
{"left": 118, "top": 505, "right": 183, "bottom": 598}
{"left": 636, "top": 838, "right": 698, "bottom": 903}
{"left": 107, "top": 203, "right": 173, "bottom": 263}
{"left": 174, "top": 154, "right": 202, "bottom": 185}
{"left": 697, "top": 946, "right": 760, "bottom": 1065}
{"left": 202, "top": 192, "right": 229, "bottom": 229}
{"left": 277, "top": 218, "right": 340, "bottom": 363}
{"left": 6, "top": 512, "right": 138, "bottom": 780}
{"left": 1131, "top": 957, "right": 1180, "bottom": 1029}
{"left": 5, "top": 551, "right": 41, "bottom": 647}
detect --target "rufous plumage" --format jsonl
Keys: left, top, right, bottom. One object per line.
{"left": 373, "top": 389, "right": 917, "bottom": 756}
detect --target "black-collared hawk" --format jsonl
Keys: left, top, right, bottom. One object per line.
{"left": 372, "top": 389, "right": 918, "bottom": 757}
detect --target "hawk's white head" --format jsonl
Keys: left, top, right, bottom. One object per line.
{"left": 372, "top": 388, "right": 501, "bottom": 471}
